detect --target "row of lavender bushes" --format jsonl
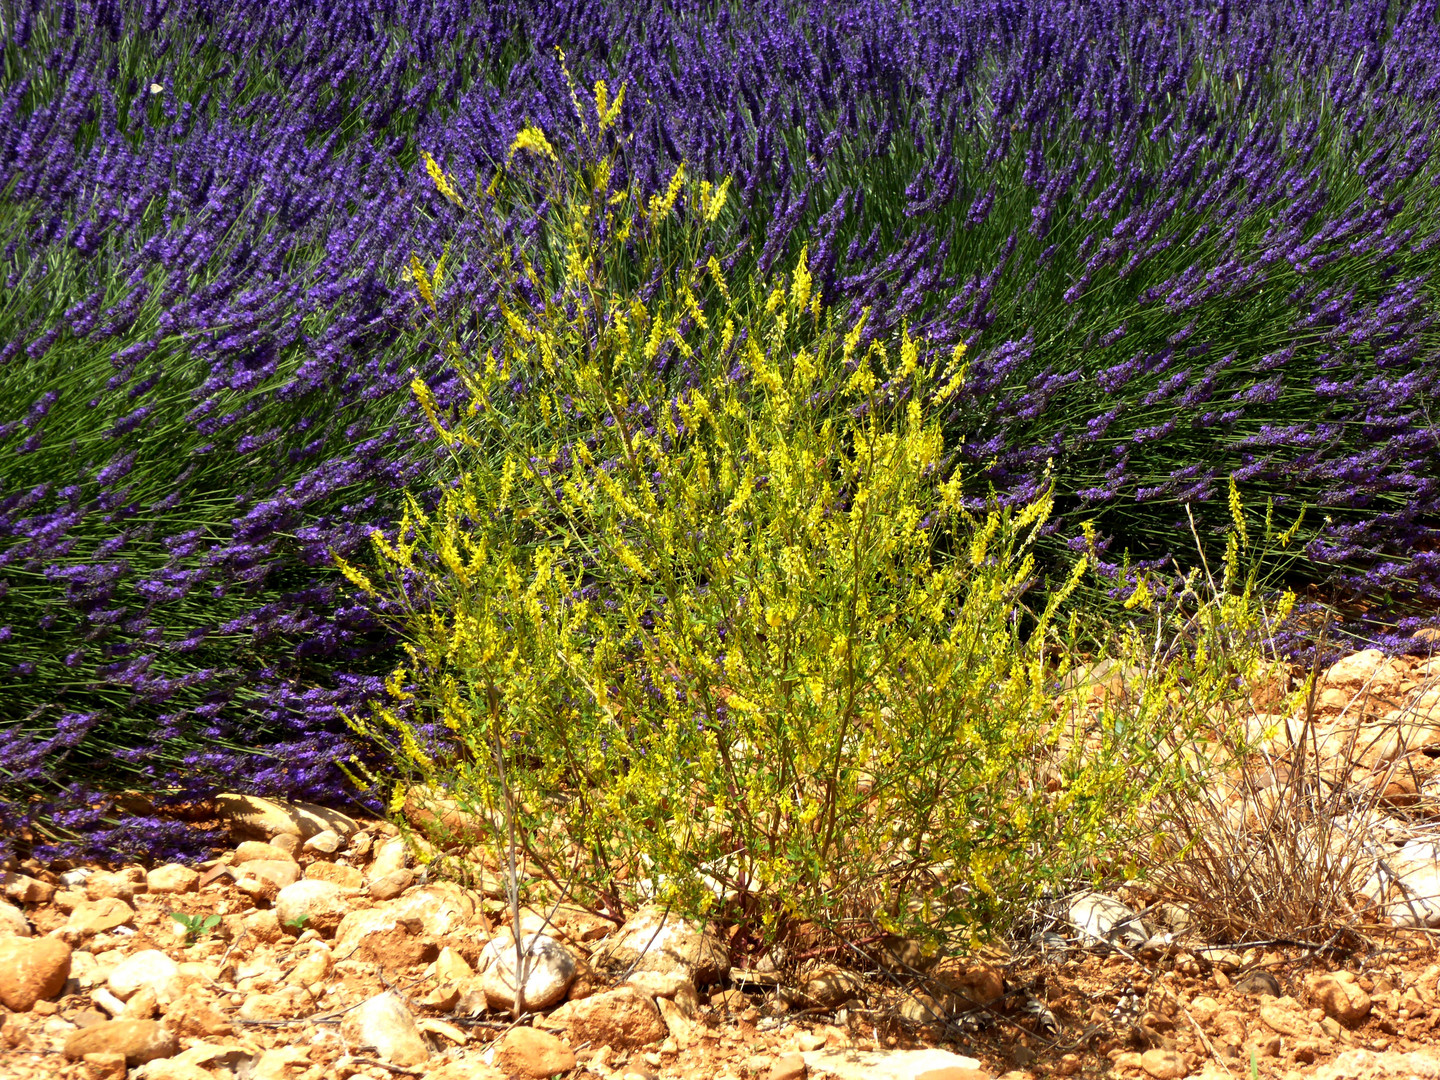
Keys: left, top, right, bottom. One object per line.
{"left": 3, "top": 0, "right": 1440, "bottom": 865}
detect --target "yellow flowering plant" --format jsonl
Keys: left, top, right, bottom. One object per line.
{"left": 339, "top": 80, "right": 1244, "bottom": 955}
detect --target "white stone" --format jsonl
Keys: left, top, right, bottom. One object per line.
{"left": 107, "top": 949, "right": 180, "bottom": 1003}
{"left": 215, "top": 794, "right": 303, "bottom": 840}
{"left": 339, "top": 991, "right": 429, "bottom": 1067}
{"left": 0, "top": 901, "right": 31, "bottom": 937}
{"left": 274, "top": 879, "right": 350, "bottom": 935}
{"left": 479, "top": 933, "right": 577, "bottom": 1011}
{"left": 801, "top": 1047, "right": 989, "bottom": 1080}
{"left": 303, "top": 830, "right": 342, "bottom": 854}
{"left": 385, "top": 882, "right": 475, "bottom": 937}
{"left": 1067, "top": 890, "right": 1150, "bottom": 947}
{"left": 145, "top": 865, "right": 199, "bottom": 895}
{"left": 367, "top": 838, "right": 410, "bottom": 882}
{"left": 1370, "top": 856, "right": 1440, "bottom": 927}
{"left": 594, "top": 904, "right": 729, "bottom": 984}
{"left": 290, "top": 802, "right": 360, "bottom": 840}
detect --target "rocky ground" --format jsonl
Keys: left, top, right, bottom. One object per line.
{"left": 5, "top": 641, "right": 1440, "bottom": 1080}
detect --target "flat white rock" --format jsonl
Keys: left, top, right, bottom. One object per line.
{"left": 802, "top": 1047, "right": 989, "bottom": 1080}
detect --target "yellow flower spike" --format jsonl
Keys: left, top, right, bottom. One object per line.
{"left": 432, "top": 243, "right": 451, "bottom": 294}
{"left": 385, "top": 665, "right": 414, "bottom": 702}
{"left": 593, "top": 79, "right": 610, "bottom": 126}
{"left": 706, "top": 255, "right": 731, "bottom": 301}
{"left": 408, "top": 254, "right": 436, "bottom": 311}
{"left": 1124, "top": 573, "right": 1152, "bottom": 610}
{"left": 411, "top": 377, "right": 455, "bottom": 446}
{"left": 763, "top": 283, "right": 786, "bottom": 317}
{"left": 421, "top": 150, "right": 465, "bottom": 209}
{"left": 899, "top": 322, "right": 919, "bottom": 379}
{"left": 596, "top": 80, "right": 626, "bottom": 132}
{"left": 648, "top": 162, "right": 686, "bottom": 224}
{"left": 1277, "top": 505, "right": 1306, "bottom": 548}
{"left": 1228, "top": 475, "right": 1249, "bottom": 550}
{"left": 790, "top": 246, "right": 812, "bottom": 314}
{"left": 842, "top": 308, "right": 870, "bottom": 364}
{"left": 403, "top": 493, "right": 430, "bottom": 533}
{"left": 718, "top": 318, "right": 735, "bottom": 358}
{"left": 705, "top": 176, "right": 731, "bottom": 223}
{"left": 501, "top": 305, "right": 535, "bottom": 342}
{"left": 669, "top": 325, "right": 694, "bottom": 359}
{"left": 555, "top": 47, "right": 587, "bottom": 135}
{"left": 844, "top": 341, "right": 883, "bottom": 396}
{"left": 332, "top": 552, "right": 375, "bottom": 595}
{"left": 681, "top": 286, "right": 708, "bottom": 332}
{"left": 507, "top": 123, "right": 557, "bottom": 165}
{"left": 644, "top": 310, "right": 667, "bottom": 362}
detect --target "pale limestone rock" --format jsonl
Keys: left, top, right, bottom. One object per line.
{"left": 121, "top": 985, "right": 159, "bottom": 1019}
{"left": 275, "top": 879, "right": 350, "bottom": 935}
{"left": 1311, "top": 1048, "right": 1440, "bottom": 1079}
{"left": 1324, "top": 649, "right": 1401, "bottom": 691}
{"left": 1309, "top": 971, "right": 1372, "bottom": 1025}
{"left": 85, "top": 871, "right": 140, "bottom": 903}
{"left": 400, "top": 783, "right": 491, "bottom": 845}
{"left": 144, "top": 865, "right": 198, "bottom": 895}
{"left": 334, "top": 907, "right": 432, "bottom": 968}
{"left": 131, "top": 1059, "right": 215, "bottom": 1080}
{"left": 594, "top": 904, "right": 729, "bottom": 984}
{"left": 250, "top": 1046, "right": 310, "bottom": 1080}
{"left": 284, "top": 945, "right": 334, "bottom": 988}
{"left": 386, "top": 881, "right": 476, "bottom": 936}
{"left": 491, "top": 1026, "right": 576, "bottom": 1078}
{"left": 2, "top": 871, "right": 56, "bottom": 904}
{"left": 290, "top": 801, "right": 360, "bottom": 840}
{"left": 800, "top": 1047, "right": 989, "bottom": 1080}
{"left": 479, "top": 932, "right": 577, "bottom": 1011}
{"left": 216, "top": 793, "right": 302, "bottom": 840}
{"left": 235, "top": 859, "right": 302, "bottom": 889}
{"left": 233, "top": 840, "right": 299, "bottom": 866}
{"left": 1141, "top": 1049, "right": 1189, "bottom": 1079}
{"left": 425, "top": 1059, "right": 508, "bottom": 1080}
{"left": 80, "top": 1052, "right": 128, "bottom": 1080}
{"left": 243, "top": 908, "right": 284, "bottom": 944}
{"left": 238, "top": 985, "right": 312, "bottom": 1021}
{"left": 367, "top": 837, "right": 410, "bottom": 881}
{"left": 656, "top": 995, "right": 695, "bottom": 1040}
{"left": 1067, "top": 890, "right": 1149, "bottom": 947}
{"left": 107, "top": 949, "right": 180, "bottom": 1003}
{"left": 169, "top": 1044, "right": 255, "bottom": 1075}
{"left": 433, "top": 945, "right": 475, "bottom": 983}
{"left": 304, "top": 829, "right": 342, "bottom": 854}
{"left": 0, "top": 900, "right": 31, "bottom": 936}
{"left": 1258, "top": 1001, "right": 1306, "bottom": 1037}
{"left": 62, "top": 1019, "right": 178, "bottom": 1065}
{"left": 303, "top": 860, "right": 364, "bottom": 890}
{"left": 545, "top": 986, "right": 667, "bottom": 1049}
{"left": 622, "top": 968, "right": 697, "bottom": 1001}
{"left": 801, "top": 966, "right": 865, "bottom": 1008}
{"left": 340, "top": 991, "right": 430, "bottom": 1067}
{"left": 367, "top": 868, "right": 414, "bottom": 900}
{"left": 163, "top": 992, "right": 234, "bottom": 1038}
{"left": 0, "top": 935, "right": 72, "bottom": 1010}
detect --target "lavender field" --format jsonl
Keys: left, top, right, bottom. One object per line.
{"left": 2, "top": 0, "right": 1440, "bottom": 866}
